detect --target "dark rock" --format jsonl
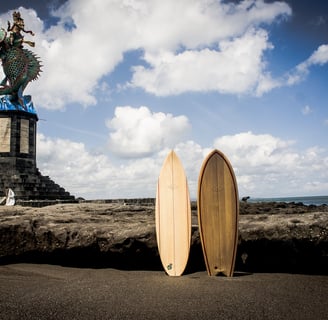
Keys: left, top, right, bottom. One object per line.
{"left": 0, "top": 202, "right": 327, "bottom": 274}
{"left": 239, "top": 201, "right": 328, "bottom": 215}
{"left": 241, "top": 196, "right": 250, "bottom": 202}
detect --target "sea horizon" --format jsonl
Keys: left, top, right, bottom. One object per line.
{"left": 68, "top": 195, "right": 328, "bottom": 206}
{"left": 247, "top": 195, "right": 328, "bottom": 206}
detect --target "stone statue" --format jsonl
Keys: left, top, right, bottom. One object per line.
{"left": 0, "top": 11, "right": 42, "bottom": 110}
{"left": 7, "top": 11, "right": 35, "bottom": 48}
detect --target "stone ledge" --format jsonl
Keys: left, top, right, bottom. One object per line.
{"left": 0, "top": 202, "right": 327, "bottom": 274}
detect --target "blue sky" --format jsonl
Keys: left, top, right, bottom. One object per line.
{"left": 0, "top": 0, "right": 327, "bottom": 199}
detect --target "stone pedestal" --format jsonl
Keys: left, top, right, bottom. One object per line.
{"left": 0, "top": 108, "right": 75, "bottom": 201}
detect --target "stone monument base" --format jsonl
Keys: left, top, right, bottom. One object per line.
{"left": 0, "top": 159, "right": 75, "bottom": 202}
{"left": 0, "top": 100, "right": 75, "bottom": 204}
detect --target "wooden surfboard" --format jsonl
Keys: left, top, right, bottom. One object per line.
{"left": 155, "top": 150, "right": 191, "bottom": 276}
{"left": 197, "top": 149, "right": 239, "bottom": 276}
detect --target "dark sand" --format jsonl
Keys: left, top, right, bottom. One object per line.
{"left": 0, "top": 264, "right": 327, "bottom": 319}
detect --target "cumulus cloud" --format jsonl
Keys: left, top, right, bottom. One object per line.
{"left": 213, "top": 131, "right": 296, "bottom": 170}
{"left": 106, "top": 106, "right": 191, "bottom": 157}
{"left": 37, "top": 131, "right": 205, "bottom": 200}
{"left": 213, "top": 131, "right": 328, "bottom": 197}
{"left": 129, "top": 28, "right": 273, "bottom": 95}
{"left": 36, "top": 131, "right": 328, "bottom": 199}
{"left": 1, "top": 1, "right": 326, "bottom": 104}
{"left": 37, "top": 133, "right": 165, "bottom": 199}
{"left": 0, "top": 0, "right": 292, "bottom": 109}
{"left": 37, "top": 133, "right": 116, "bottom": 197}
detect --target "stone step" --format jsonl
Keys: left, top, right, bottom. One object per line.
{"left": 0, "top": 168, "right": 75, "bottom": 201}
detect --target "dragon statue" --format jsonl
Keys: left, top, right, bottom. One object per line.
{"left": 0, "top": 11, "right": 42, "bottom": 111}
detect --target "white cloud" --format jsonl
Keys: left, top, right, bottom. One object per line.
{"left": 36, "top": 130, "right": 328, "bottom": 200}
{"left": 106, "top": 106, "right": 191, "bottom": 158}
{"left": 213, "top": 131, "right": 296, "bottom": 170}
{"left": 287, "top": 44, "right": 328, "bottom": 85}
{"left": 37, "top": 133, "right": 164, "bottom": 199}
{"left": 130, "top": 28, "right": 273, "bottom": 96}
{"left": 255, "top": 72, "right": 282, "bottom": 96}
{"left": 2, "top": 1, "right": 326, "bottom": 104}
{"left": 307, "top": 44, "right": 328, "bottom": 65}
{"left": 114, "top": 0, "right": 291, "bottom": 51}
{"left": 0, "top": 0, "right": 292, "bottom": 109}
{"left": 213, "top": 131, "right": 328, "bottom": 197}
{"left": 37, "top": 133, "right": 116, "bottom": 197}
{"left": 257, "top": 44, "right": 328, "bottom": 91}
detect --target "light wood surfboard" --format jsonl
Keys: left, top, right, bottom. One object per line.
{"left": 197, "top": 149, "right": 239, "bottom": 276}
{"left": 155, "top": 150, "right": 191, "bottom": 276}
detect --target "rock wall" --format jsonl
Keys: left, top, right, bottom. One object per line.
{"left": 0, "top": 202, "right": 327, "bottom": 274}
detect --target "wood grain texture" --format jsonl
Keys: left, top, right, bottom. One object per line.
{"left": 155, "top": 150, "right": 191, "bottom": 276}
{"left": 198, "top": 149, "right": 239, "bottom": 276}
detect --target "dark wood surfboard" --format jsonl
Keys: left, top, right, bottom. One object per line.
{"left": 155, "top": 150, "right": 191, "bottom": 276}
{"left": 197, "top": 149, "right": 239, "bottom": 276}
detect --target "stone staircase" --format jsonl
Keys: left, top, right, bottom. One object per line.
{"left": 0, "top": 159, "right": 75, "bottom": 201}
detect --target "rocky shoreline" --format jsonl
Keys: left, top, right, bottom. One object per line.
{"left": 0, "top": 200, "right": 327, "bottom": 274}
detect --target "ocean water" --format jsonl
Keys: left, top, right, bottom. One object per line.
{"left": 247, "top": 195, "right": 328, "bottom": 206}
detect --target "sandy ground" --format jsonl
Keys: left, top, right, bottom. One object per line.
{"left": 0, "top": 264, "right": 327, "bottom": 320}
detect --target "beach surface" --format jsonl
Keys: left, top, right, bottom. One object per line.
{"left": 0, "top": 263, "right": 327, "bottom": 320}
